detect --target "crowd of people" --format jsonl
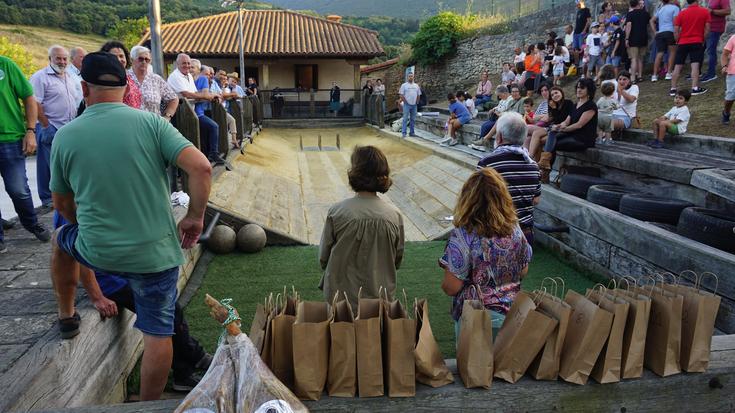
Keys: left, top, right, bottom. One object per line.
{"left": 0, "top": 40, "right": 268, "bottom": 399}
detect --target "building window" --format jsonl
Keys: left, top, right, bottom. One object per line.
{"left": 295, "top": 64, "right": 318, "bottom": 90}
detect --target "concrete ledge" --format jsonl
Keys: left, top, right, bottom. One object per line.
{"left": 414, "top": 113, "right": 484, "bottom": 145}
{"left": 262, "top": 118, "right": 365, "bottom": 128}
{"left": 691, "top": 169, "right": 735, "bottom": 206}
{"left": 623, "top": 128, "right": 735, "bottom": 159}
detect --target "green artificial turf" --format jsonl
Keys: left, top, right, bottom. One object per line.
{"left": 183, "top": 241, "right": 605, "bottom": 359}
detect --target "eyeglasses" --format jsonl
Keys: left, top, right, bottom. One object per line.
{"left": 137, "top": 57, "right": 151, "bottom": 63}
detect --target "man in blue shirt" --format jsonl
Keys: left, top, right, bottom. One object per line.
{"left": 440, "top": 92, "right": 472, "bottom": 147}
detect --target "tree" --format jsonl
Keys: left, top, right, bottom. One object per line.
{"left": 107, "top": 17, "right": 149, "bottom": 50}
{"left": 0, "top": 36, "right": 38, "bottom": 78}
{"left": 409, "top": 12, "right": 463, "bottom": 66}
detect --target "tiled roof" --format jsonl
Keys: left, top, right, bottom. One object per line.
{"left": 361, "top": 58, "right": 399, "bottom": 74}
{"left": 141, "top": 10, "right": 384, "bottom": 58}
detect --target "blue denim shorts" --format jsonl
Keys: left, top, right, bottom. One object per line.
{"left": 55, "top": 224, "right": 179, "bottom": 337}
{"left": 613, "top": 113, "right": 632, "bottom": 129}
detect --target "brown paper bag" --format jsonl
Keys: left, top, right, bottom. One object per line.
{"left": 588, "top": 290, "right": 630, "bottom": 384}
{"left": 559, "top": 290, "right": 614, "bottom": 385}
{"left": 634, "top": 285, "right": 683, "bottom": 377}
{"left": 414, "top": 298, "right": 454, "bottom": 387}
{"left": 327, "top": 292, "right": 357, "bottom": 397}
{"left": 612, "top": 288, "right": 651, "bottom": 379}
{"left": 494, "top": 291, "right": 558, "bottom": 383}
{"left": 456, "top": 293, "right": 493, "bottom": 389}
{"left": 270, "top": 290, "right": 298, "bottom": 387}
{"left": 355, "top": 291, "right": 384, "bottom": 397}
{"left": 249, "top": 295, "right": 272, "bottom": 355}
{"left": 662, "top": 274, "right": 721, "bottom": 372}
{"left": 293, "top": 301, "right": 331, "bottom": 400}
{"left": 260, "top": 294, "right": 277, "bottom": 367}
{"left": 528, "top": 291, "right": 572, "bottom": 381}
{"left": 382, "top": 292, "right": 417, "bottom": 397}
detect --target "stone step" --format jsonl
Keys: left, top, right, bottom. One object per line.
{"left": 622, "top": 128, "right": 735, "bottom": 160}
{"left": 691, "top": 169, "right": 735, "bottom": 205}
{"left": 422, "top": 105, "right": 492, "bottom": 120}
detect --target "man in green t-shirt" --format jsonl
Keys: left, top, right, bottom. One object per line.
{"left": 50, "top": 52, "right": 212, "bottom": 401}
{"left": 0, "top": 56, "right": 51, "bottom": 253}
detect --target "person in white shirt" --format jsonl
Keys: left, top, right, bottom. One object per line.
{"left": 399, "top": 73, "right": 421, "bottom": 137}
{"left": 585, "top": 22, "right": 604, "bottom": 79}
{"left": 374, "top": 78, "right": 386, "bottom": 113}
{"left": 68, "top": 46, "right": 85, "bottom": 82}
{"left": 513, "top": 47, "right": 526, "bottom": 65}
{"left": 650, "top": 88, "right": 691, "bottom": 148}
{"left": 611, "top": 71, "right": 639, "bottom": 131}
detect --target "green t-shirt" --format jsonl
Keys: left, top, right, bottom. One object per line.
{"left": 51, "top": 103, "right": 193, "bottom": 273}
{"left": 0, "top": 56, "right": 33, "bottom": 143}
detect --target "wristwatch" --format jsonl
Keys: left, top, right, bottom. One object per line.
{"left": 26, "top": 127, "right": 35, "bottom": 133}
{"left": 164, "top": 113, "right": 174, "bottom": 119}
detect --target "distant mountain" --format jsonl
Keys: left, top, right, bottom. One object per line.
{"left": 263, "top": 0, "right": 492, "bottom": 19}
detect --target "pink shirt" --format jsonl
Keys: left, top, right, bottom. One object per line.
{"left": 708, "top": 0, "right": 729, "bottom": 33}
{"left": 476, "top": 79, "right": 493, "bottom": 97}
{"left": 724, "top": 35, "right": 735, "bottom": 75}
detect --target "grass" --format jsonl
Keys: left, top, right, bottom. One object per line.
{"left": 182, "top": 241, "right": 604, "bottom": 359}
{"left": 0, "top": 24, "right": 107, "bottom": 73}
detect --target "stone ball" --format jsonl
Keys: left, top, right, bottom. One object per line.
{"left": 207, "top": 225, "right": 237, "bottom": 254}
{"left": 237, "top": 224, "right": 267, "bottom": 253}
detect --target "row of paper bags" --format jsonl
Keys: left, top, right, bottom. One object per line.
{"left": 247, "top": 287, "right": 454, "bottom": 400}
{"left": 459, "top": 273, "right": 721, "bottom": 389}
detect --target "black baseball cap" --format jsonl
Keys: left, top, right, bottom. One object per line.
{"left": 80, "top": 52, "right": 127, "bottom": 87}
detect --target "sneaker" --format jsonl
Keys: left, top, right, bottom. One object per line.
{"left": 651, "top": 75, "right": 658, "bottom": 82}
{"left": 468, "top": 144, "right": 487, "bottom": 152}
{"left": 723, "top": 111, "right": 731, "bottom": 125}
{"left": 401, "top": 134, "right": 406, "bottom": 138}
{"left": 1, "top": 218, "right": 14, "bottom": 230}
{"left": 438, "top": 136, "right": 451, "bottom": 144}
{"left": 646, "top": 139, "right": 657, "bottom": 147}
{"left": 668, "top": 88, "right": 677, "bottom": 97}
{"left": 649, "top": 140, "right": 664, "bottom": 149}
{"left": 471, "top": 138, "right": 485, "bottom": 146}
{"left": 691, "top": 87, "right": 708, "bottom": 96}
{"left": 700, "top": 74, "right": 717, "bottom": 83}
{"left": 59, "top": 312, "right": 81, "bottom": 339}
{"left": 409, "top": 133, "right": 418, "bottom": 138}
{"left": 448, "top": 139, "right": 459, "bottom": 146}
{"left": 29, "top": 224, "right": 50, "bottom": 242}
{"left": 664, "top": 72, "right": 673, "bottom": 80}
{"left": 208, "top": 154, "right": 226, "bottom": 165}
{"left": 172, "top": 374, "right": 200, "bottom": 392}
{"left": 0, "top": 240, "right": 7, "bottom": 254}
{"left": 195, "top": 353, "right": 213, "bottom": 370}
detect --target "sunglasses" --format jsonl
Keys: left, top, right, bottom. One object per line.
{"left": 137, "top": 57, "right": 151, "bottom": 63}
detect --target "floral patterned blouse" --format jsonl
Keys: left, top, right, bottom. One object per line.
{"left": 122, "top": 72, "right": 142, "bottom": 109}
{"left": 439, "top": 225, "right": 531, "bottom": 321}
{"left": 127, "top": 70, "right": 177, "bottom": 115}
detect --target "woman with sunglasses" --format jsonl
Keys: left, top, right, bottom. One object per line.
{"left": 128, "top": 45, "right": 179, "bottom": 119}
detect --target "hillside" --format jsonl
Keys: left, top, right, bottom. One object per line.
{"left": 263, "top": 0, "right": 497, "bottom": 18}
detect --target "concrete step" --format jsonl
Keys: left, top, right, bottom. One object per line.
{"left": 691, "top": 169, "right": 735, "bottom": 205}
{"left": 422, "top": 105, "right": 492, "bottom": 120}
{"left": 622, "top": 128, "right": 735, "bottom": 160}
{"left": 414, "top": 112, "right": 486, "bottom": 146}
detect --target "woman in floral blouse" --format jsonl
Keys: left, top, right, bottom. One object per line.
{"left": 439, "top": 168, "right": 531, "bottom": 340}
{"left": 128, "top": 45, "right": 179, "bottom": 119}
{"left": 100, "top": 41, "right": 142, "bottom": 109}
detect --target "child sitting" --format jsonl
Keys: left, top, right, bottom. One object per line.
{"left": 523, "top": 97, "right": 535, "bottom": 125}
{"left": 441, "top": 92, "right": 472, "bottom": 147}
{"left": 552, "top": 46, "right": 566, "bottom": 86}
{"left": 514, "top": 62, "right": 525, "bottom": 86}
{"left": 650, "top": 89, "right": 691, "bottom": 149}
{"left": 460, "top": 91, "right": 478, "bottom": 118}
{"left": 596, "top": 82, "right": 619, "bottom": 144}
{"left": 501, "top": 62, "right": 516, "bottom": 86}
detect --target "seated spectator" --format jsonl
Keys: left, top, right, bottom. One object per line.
{"left": 524, "top": 83, "right": 553, "bottom": 156}
{"left": 474, "top": 71, "right": 494, "bottom": 107}
{"left": 471, "top": 85, "right": 524, "bottom": 151}
{"left": 319, "top": 145, "right": 404, "bottom": 309}
{"left": 538, "top": 78, "right": 598, "bottom": 183}
{"left": 440, "top": 167, "right": 531, "bottom": 339}
{"left": 524, "top": 44, "right": 543, "bottom": 95}
{"left": 650, "top": 88, "right": 691, "bottom": 149}
{"left": 501, "top": 62, "right": 516, "bottom": 86}
{"left": 525, "top": 86, "right": 573, "bottom": 160}
{"left": 459, "top": 91, "right": 477, "bottom": 118}
{"left": 167, "top": 54, "right": 226, "bottom": 165}
{"left": 523, "top": 97, "right": 535, "bottom": 124}
{"left": 611, "top": 71, "right": 639, "bottom": 133}
{"left": 100, "top": 41, "right": 141, "bottom": 109}
{"left": 204, "top": 67, "right": 238, "bottom": 149}
{"left": 513, "top": 46, "right": 526, "bottom": 65}
{"left": 227, "top": 73, "right": 246, "bottom": 97}
{"left": 476, "top": 85, "right": 511, "bottom": 139}
{"left": 514, "top": 62, "right": 526, "bottom": 85}
{"left": 477, "top": 112, "right": 541, "bottom": 244}
{"left": 440, "top": 92, "right": 473, "bottom": 147}
{"left": 596, "top": 82, "right": 619, "bottom": 144}
{"left": 598, "top": 64, "right": 618, "bottom": 88}
{"left": 724, "top": 33, "right": 735, "bottom": 125}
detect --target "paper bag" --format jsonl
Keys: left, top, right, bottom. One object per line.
{"left": 355, "top": 293, "right": 384, "bottom": 397}
{"left": 494, "top": 291, "right": 557, "bottom": 383}
{"left": 414, "top": 298, "right": 453, "bottom": 387}
{"left": 456, "top": 298, "right": 493, "bottom": 389}
{"left": 270, "top": 291, "right": 298, "bottom": 387}
{"left": 260, "top": 295, "right": 277, "bottom": 367}
{"left": 382, "top": 294, "right": 417, "bottom": 397}
{"left": 635, "top": 285, "right": 683, "bottom": 377}
{"left": 249, "top": 295, "right": 272, "bottom": 354}
{"left": 588, "top": 290, "right": 630, "bottom": 384}
{"left": 293, "top": 301, "right": 331, "bottom": 400}
{"left": 559, "top": 290, "right": 614, "bottom": 385}
{"left": 327, "top": 292, "right": 357, "bottom": 397}
{"left": 528, "top": 292, "right": 572, "bottom": 381}
{"left": 613, "top": 288, "right": 651, "bottom": 379}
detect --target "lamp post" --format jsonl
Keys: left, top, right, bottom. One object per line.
{"left": 222, "top": 0, "right": 246, "bottom": 88}
{"left": 148, "top": 0, "right": 164, "bottom": 76}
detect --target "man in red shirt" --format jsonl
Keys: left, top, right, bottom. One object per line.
{"left": 701, "top": 0, "right": 732, "bottom": 82}
{"left": 669, "top": 0, "right": 711, "bottom": 96}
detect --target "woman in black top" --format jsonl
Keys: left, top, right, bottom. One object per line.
{"left": 538, "top": 78, "right": 598, "bottom": 183}
{"left": 525, "top": 86, "right": 574, "bottom": 160}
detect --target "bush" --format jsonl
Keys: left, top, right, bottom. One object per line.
{"left": 107, "top": 17, "right": 149, "bottom": 50}
{"left": 409, "top": 12, "right": 463, "bottom": 66}
{"left": 0, "top": 37, "right": 38, "bottom": 78}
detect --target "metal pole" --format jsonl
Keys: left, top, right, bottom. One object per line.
{"left": 237, "top": 3, "right": 246, "bottom": 89}
{"left": 148, "top": 0, "right": 164, "bottom": 76}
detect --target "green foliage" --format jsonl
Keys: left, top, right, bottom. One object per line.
{"left": 409, "top": 11, "right": 463, "bottom": 66}
{"left": 341, "top": 16, "right": 419, "bottom": 47}
{"left": 107, "top": 17, "right": 149, "bottom": 50}
{"left": 0, "top": 36, "right": 38, "bottom": 77}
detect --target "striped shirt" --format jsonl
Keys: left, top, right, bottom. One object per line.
{"left": 477, "top": 147, "right": 541, "bottom": 230}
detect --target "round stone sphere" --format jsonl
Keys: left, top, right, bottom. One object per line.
{"left": 237, "top": 224, "right": 267, "bottom": 253}
{"left": 207, "top": 225, "right": 237, "bottom": 254}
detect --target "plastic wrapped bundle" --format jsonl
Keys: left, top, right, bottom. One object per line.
{"left": 175, "top": 295, "right": 308, "bottom": 413}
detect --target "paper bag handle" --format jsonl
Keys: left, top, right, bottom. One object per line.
{"left": 555, "top": 277, "right": 566, "bottom": 298}
{"left": 540, "top": 277, "right": 558, "bottom": 297}
{"left": 698, "top": 272, "right": 719, "bottom": 295}
{"left": 657, "top": 272, "right": 678, "bottom": 285}
{"left": 617, "top": 277, "right": 631, "bottom": 291}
